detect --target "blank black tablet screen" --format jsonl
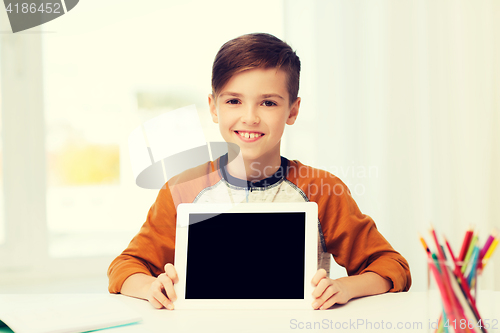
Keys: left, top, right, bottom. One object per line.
{"left": 185, "top": 212, "right": 306, "bottom": 299}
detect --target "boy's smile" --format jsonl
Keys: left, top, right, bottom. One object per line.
{"left": 209, "top": 67, "right": 300, "bottom": 179}
{"left": 235, "top": 130, "right": 264, "bottom": 142}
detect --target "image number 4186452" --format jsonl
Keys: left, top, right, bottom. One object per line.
{"left": 3, "top": 0, "right": 79, "bottom": 33}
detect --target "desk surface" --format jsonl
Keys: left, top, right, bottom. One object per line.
{"left": 1, "top": 292, "right": 499, "bottom": 333}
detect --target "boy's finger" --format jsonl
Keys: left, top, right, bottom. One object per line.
{"left": 152, "top": 287, "right": 174, "bottom": 310}
{"left": 160, "top": 277, "right": 177, "bottom": 302}
{"left": 319, "top": 293, "right": 340, "bottom": 310}
{"left": 311, "top": 278, "right": 328, "bottom": 298}
{"left": 148, "top": 296, "right": 164, "bottom": 309}
{"left": 312, "top": 280, "right": 334, "bottom": 299}
{"left": 310, "top": 269, "right": 327, "bottom": 287}
{"left": 318, "top": 285, "right": 336, "bottom": 304}
{"left": 164, "top": 263, "right": 179, "bottom": 284}
{"left": 311, "top": 298, "right": 325, "bottom": 310}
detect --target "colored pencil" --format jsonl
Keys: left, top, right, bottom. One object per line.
{"left": 428, "top": 258, "right": 456, "bottom": 327}
{"left": 482, "top": 238, "right": 498, "bottom": 269}
{"left": 478, "top": 232, "right": 496, "bottom": 270}
{"left": 458, "top": 229, "right": 473, "bottom": 262}
{"left": 444, "top": 238, "right": 477, "bottom": 305}
{"left": 441, "top": 245, "right": 448, "bottom": 260}
{"left": 419, "top": 234, "right": 431, "bottom": 254}
{"left": 467, "top": 247, "right": 480, "bottom": 286}
{"left": 424, "top": 228, "right": 494, "bottom": 333}
{"left": 462, "top": 235, "right": 478, "bottom": 274}
{"left": 445, "top": 264, "right": 481, "bottom": 333}
{"left": 445, "top": 238, "right": 487, "bottom": 332}
{"left": 430, "top": 256, "right": 471, "bottom": 333}
{"left": 430, "top": 229, "right": 463, "bottom": 328}
{"left": 480, "top": 234, "right": 495, "bottom": 259}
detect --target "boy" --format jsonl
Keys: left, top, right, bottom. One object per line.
{"left": 108, "top": 33, "right": 411, "bottom": 310}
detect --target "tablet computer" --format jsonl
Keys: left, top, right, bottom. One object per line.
{"left": 174, "top": 202, "right": 318, "bottom": 309}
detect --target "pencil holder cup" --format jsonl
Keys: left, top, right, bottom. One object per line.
{"left": 427, "top": 258, "right": 483, "bottom": 333}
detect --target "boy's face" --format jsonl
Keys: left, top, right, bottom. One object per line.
{"left": 209, "top": 68, "right": 300, "bottom": 164}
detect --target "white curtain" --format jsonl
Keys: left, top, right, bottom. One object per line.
{"left": 283, "top": 0, "right": 500, "bottom": 291}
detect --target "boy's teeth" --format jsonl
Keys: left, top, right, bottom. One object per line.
{"left": 238, "top": 132, "right": 261, "bottom": 139}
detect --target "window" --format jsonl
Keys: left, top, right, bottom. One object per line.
{"left": 1, "top": 0, "right": 283, "bottom": 282}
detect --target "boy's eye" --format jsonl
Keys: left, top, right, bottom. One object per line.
{"left": 262, "top": 100, "right": 277, "bottom": 107}
{"left": 226, "top": 99, "right": 240, "bottom": 105}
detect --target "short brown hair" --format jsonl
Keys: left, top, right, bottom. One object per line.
{"left": 211, "top": 33, "right": 301, "bottom": 105}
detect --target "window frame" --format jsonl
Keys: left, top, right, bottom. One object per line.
{"left": 0, "top": 20, "right": 113, "bottom": 285}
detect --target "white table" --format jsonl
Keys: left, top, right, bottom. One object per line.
{"left": 1, "top": 292, "right": 499, "bottom": 333}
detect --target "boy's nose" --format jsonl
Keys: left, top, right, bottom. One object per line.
{"left": 241, "top": 105, "right": 260, "bottom": 124}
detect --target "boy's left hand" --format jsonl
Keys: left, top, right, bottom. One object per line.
{"left": 311, "top": 269, "right": 351, "bottom": 310}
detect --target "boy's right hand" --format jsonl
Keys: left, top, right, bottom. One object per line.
{"left": 147, "top": 263, "right": 179, "bottom": 310}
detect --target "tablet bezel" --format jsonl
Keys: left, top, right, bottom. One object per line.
{"left": 174, "top": 202, "right": 318, "bottom": 309}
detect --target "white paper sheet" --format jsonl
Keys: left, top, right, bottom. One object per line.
{"left": 0, "top": 295, "right": 141, "bottom": 333}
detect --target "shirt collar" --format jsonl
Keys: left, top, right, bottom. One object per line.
{"left": 218, "top": 154, "right": 288, "bottom": 189}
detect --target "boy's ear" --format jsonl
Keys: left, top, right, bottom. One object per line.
{"left": 208, "top": 94, "right": 218, "bottom": 124}
{"left": 286, "top": 97, "right": 301, "bottom": 125}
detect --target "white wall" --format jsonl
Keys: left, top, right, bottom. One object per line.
{"left": 283, "top": 0, "right": 500, "bottom": 291}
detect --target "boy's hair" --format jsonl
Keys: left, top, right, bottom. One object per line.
{"left": 211, "top": 33, "right": 301, "bottom": 105}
